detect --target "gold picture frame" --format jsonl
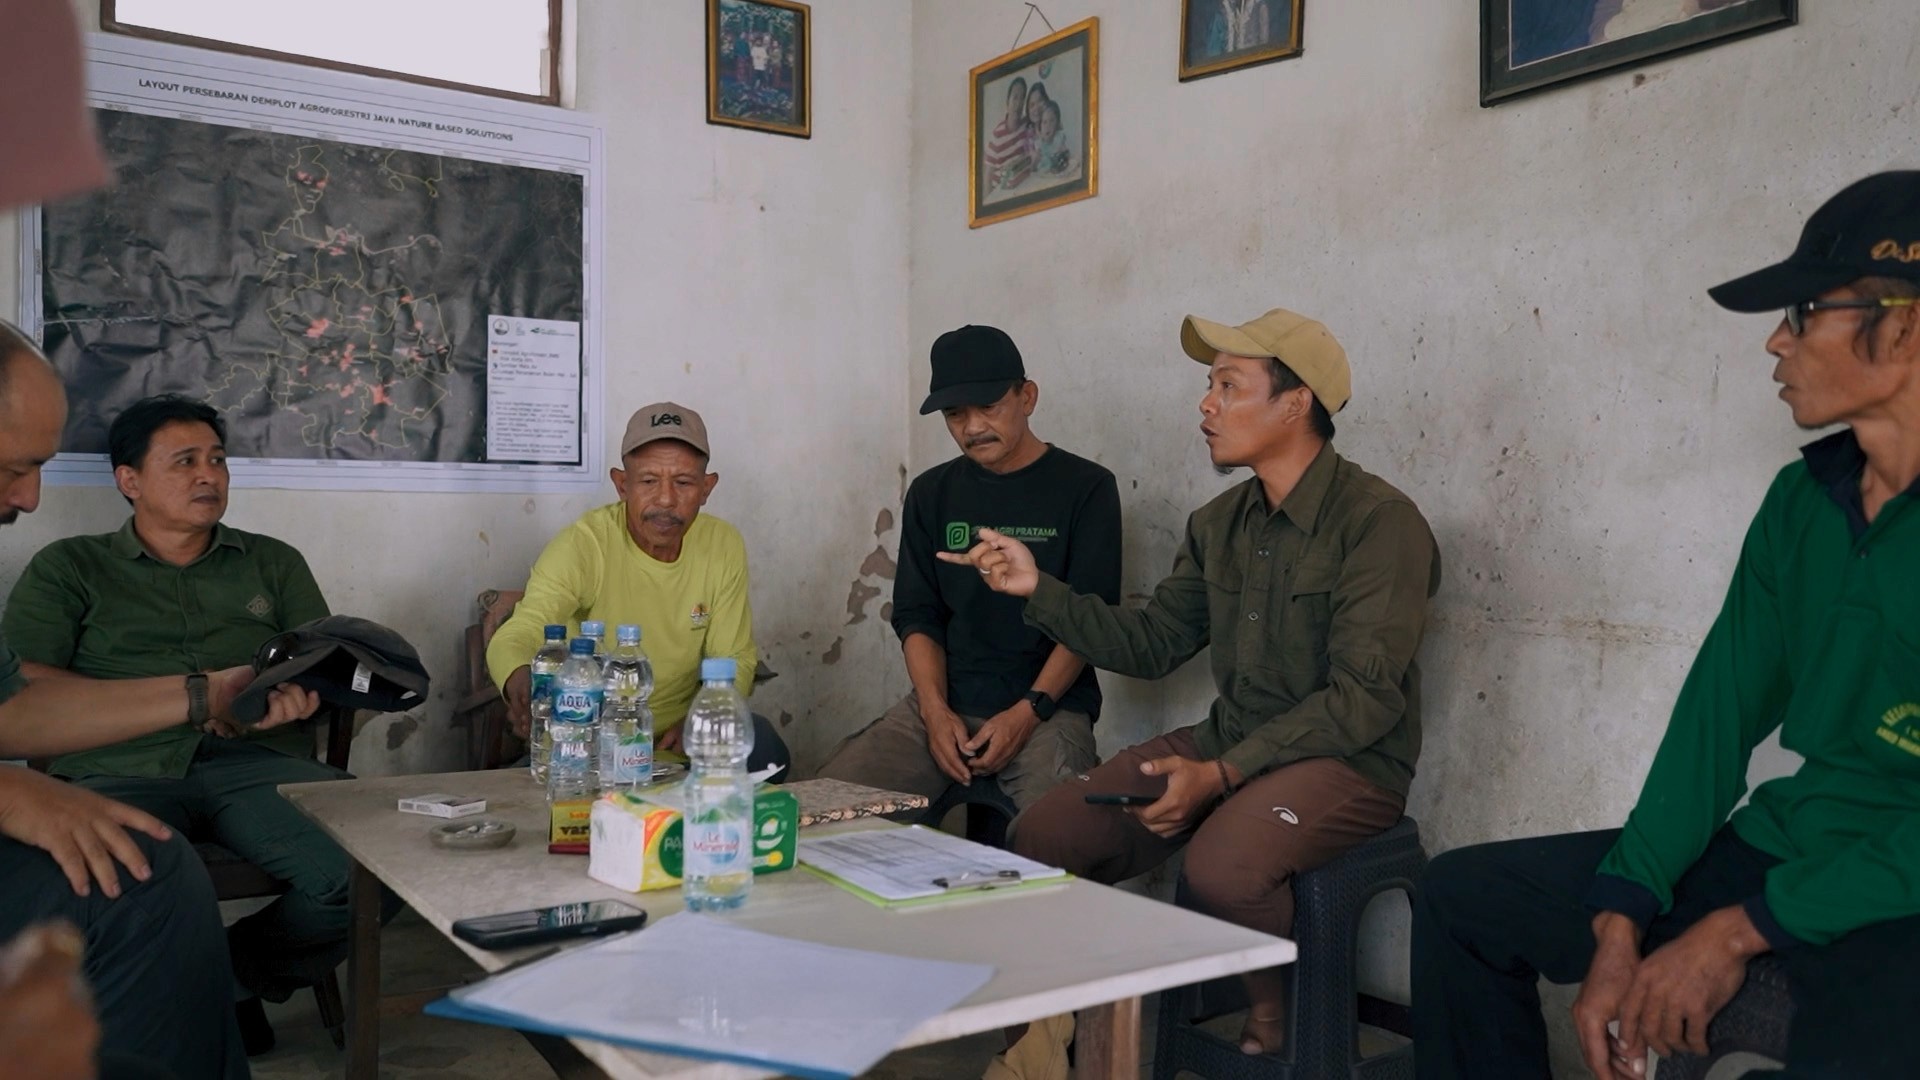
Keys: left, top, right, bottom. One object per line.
{"left": 706, "top": 0, "right": 812, "bottom": 139}
{"left": 1179, "top": 0, "right": 1304, "bottom": 81}
{"left": 969, "top": 17, "right": 1099, "bottom": 229}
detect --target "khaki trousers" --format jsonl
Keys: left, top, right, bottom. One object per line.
{"left": 817, "top": 691, "right": 1098, "bottom": 815}
{"left": 1010, "top": 726, "right": 1404, "bottom": 940}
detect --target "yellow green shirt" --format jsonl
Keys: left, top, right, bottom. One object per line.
{"left": 486, "top": 504, "right": 757, "bottom": 732}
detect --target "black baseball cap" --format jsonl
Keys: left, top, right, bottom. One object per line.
{"left": 1710, "top": 171, "right": 1920, "bottom": 312}
{"left": 231, "top": 615, "right": 430, "bottom": 727}
{"left": 918, "top": 325, "right": 1027, "bottom": 414}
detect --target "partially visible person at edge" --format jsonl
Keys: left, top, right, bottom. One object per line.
{"left": 1413, "top": 172, "right": 1920, "bottom": 1080}
{"left": 487, "top": 403, "right": 791, "bottom": 778}
{"left": 951, "top": 308, "right": 1440, "bottom": 1063}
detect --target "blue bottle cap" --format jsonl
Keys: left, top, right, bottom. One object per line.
{"left": 580, "top": 620, "right": 606, "bottom": 637}
{"left": 570, "top": 638, "right": 595, "bottom": 655}
{"left": 543, "top": 624, "right": 566, "bottom": 640}
{"left": 700, "top": 657, "right": 737, "bottom": 682}
{"left": 616, "top": 624, "right": 641, "bottom": 645}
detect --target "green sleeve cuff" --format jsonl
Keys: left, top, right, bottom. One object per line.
{"left": 1219, "top": 741, "right": 1276, "bottom": 786}
{"left": 1022, "top": 573, "right": 1071, "bottom": 628}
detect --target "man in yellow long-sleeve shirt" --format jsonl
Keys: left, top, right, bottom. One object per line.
{"left": 487, "top": 403, "right": 789, "bottom": 776}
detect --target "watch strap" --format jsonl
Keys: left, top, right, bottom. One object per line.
{"left": 186, "top": 672, "right": 211, "bottom": 730}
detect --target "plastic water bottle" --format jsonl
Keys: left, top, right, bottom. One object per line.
{"left": 598, "top": 624, "right": 655, "bottom": 793}
{"left": 527, "top": 624, "right": 568, "bottom": 784}
{"left": 545, "top": 638, "right": 603, "bottom": 804}
{"left": 682, "top": 657, "right": 756, "bottom": 912}
{"left": 580, "top": 620, "right": 608, "bottom": 665}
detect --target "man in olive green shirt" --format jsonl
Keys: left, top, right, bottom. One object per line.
{"left": 952, "top": 308, "right": 1440, "bottom": 1056}
{"left": 3, "top": 393, "right": 353, "bottom": 1023}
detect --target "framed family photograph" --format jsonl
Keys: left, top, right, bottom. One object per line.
{"left": 969, "top": 17, "right": 1098, "bottom": 229}
{"left": 1179, "top": 0, "right": 1304, "bottom": 82}
{"left": 706, "top": 0, "right": 811, "bottom": 138}
{"left": 1481, "top": 0, "right": 1796, "bottom": 106}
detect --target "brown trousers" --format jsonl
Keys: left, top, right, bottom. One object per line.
{"left": 1010, "top": 726, "right": 1404, "bottom": 940}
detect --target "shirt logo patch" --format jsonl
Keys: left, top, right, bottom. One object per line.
{"left": 689, "top": 603, "right": 710, "bottom": 629}
{"left": 944, "top": 522, "right": 971, "bottom": 550}
{"left": 1876, "top": 702, "right": 1920, "bottom": 759}
{"left": 246, "top": 594, "right": 273, "bottom": 618}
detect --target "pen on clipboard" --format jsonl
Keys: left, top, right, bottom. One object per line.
{"left": 931, "top": 869, "right": 1023, "bottom": 892}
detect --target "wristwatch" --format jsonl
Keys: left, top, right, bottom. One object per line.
{"left": 1022, "top": 689, "right": 1058, "bottom": 722}
{"left": 185, "top": 672, "right": 211, "bottom": 730}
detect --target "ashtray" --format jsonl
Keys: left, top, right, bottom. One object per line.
{"left": 428, "top": 817, "right": 517, "bottom": 851}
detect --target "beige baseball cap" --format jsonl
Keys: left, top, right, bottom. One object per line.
{"left": 1180, "top": 308, "right": 1351, "bottom": 414}
{"left": 619, "top": 402, "right": 711, "bottom": 459}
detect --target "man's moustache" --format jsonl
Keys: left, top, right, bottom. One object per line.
{"left": 644, "top": 513, "right": 685, "bottom": 528}
{"left": 0, "top": 510, "right": 15, "bottom": 527}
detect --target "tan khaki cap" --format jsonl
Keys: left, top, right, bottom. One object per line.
{"left": 1180, "top": 308, "right": 1351, "bottom": 414}
{"left": 620, "top": 402, "right": 711, "bottom": 459}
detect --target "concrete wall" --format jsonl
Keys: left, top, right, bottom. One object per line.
{"left": 909, "top": 0, "right": 1915, "bottom": 1068}
{"left": 0, "top": 0, "right": 915, "bottom": 776}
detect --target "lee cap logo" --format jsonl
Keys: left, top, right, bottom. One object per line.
{"left": 620, "top": 401, "right": 710, "bottom": 460}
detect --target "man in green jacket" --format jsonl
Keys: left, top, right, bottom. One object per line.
{"left": 1413, "top": 172, "right": 1920, "bottom": 1080}
{"left": 949, "top": 308, "right": 1441, "bottom": 1057}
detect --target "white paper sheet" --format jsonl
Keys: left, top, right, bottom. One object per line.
{"left": 487, "top": 316, "right": 582, "bottom": 462}
{"left": 448, "top": 914, "right": 994, "bottom": 1078}
{"left": 798, "top": 825, "right": 1067, "bottom": 903}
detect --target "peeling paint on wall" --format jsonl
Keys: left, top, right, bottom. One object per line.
{"left": 874, "top": 508, "right": 894, "bottom": 536}
{"left": 858, "top": 545, "right": 897, "bottom": 580}
{"left": 384, "top": 712, "right": 421, "bottom": 752}
{"left": 880, "top": 601, "right": 893, "bottom": 623}
{"left": 844, "top": 579, "right": 882, "bottom": 624}
{"left": 821, "top": 637, "right": 844, "bottom": 665}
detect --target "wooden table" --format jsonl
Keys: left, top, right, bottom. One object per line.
{"left": 283, "top": 769, "right": 1296, "bottom": 1079}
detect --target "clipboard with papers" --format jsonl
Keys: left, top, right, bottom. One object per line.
{"left": 797, "top": 824, "right": 1070, "bottom": 907}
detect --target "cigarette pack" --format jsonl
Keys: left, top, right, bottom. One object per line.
{"left": 397, "top": 794, "right": 488, "bottom": 819}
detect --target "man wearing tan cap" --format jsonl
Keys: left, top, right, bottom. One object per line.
{"left": 948, "top": 309, "right": 1440, "bottom": 1056}
{"left": 488, "top": 402, "right": 789, "bottom": 775}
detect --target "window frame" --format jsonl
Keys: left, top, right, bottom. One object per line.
{"left": 99, "top": 0, "right": 564, "bottom": 105}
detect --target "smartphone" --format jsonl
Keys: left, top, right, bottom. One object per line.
{"left": 1083, "top": 793, "right": 1157, "bottom": 807}
{"left": 451, "top": 899, "right": 648, "bottom": 950}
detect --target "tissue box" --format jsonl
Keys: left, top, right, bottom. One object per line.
{"left": 588, "top": 787, "right": 798, "bottom": 892}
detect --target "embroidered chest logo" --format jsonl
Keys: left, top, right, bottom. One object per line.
{"left": 945, "top": 522, "right": 971, "bottom": 550}
{"left": 1876, "top": 702, "right": 1920, "bottom": 759}
{"left": 689, "top": 603, "right": 711, "bottom": 629}
{"left": 246, "top": 594, "right": 273, "bottom": 618}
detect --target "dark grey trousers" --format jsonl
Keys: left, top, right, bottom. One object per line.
{"left": 0, "top": 827, "right": 246, "bottom": 1080}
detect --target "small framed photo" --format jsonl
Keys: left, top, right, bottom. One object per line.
{"left": 1179, "top": 0, "right": 1304, "bottom": 82}
{"left": 706, "top": 0, "right": 811, "bottom": 138}
{"left": 1481, "top": 0, "right": 1796, "bottom": 106}
{"left": 969, "top": 17, "right": 1099, "bottom": 229}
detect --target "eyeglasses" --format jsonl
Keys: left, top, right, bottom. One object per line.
{"left": 1784, "top": 297, "right": 1918, "bottom": 336}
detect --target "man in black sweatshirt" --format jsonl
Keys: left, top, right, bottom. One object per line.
{"left": 819, "top": 325, "right": 1121, "bottom": 816}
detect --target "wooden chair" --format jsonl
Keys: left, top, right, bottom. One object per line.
{"left": 197, "top": 704, "right": 357, "bottom": 1049}
{"left": 453, "top": 589, "right": 525, "bottom": 771}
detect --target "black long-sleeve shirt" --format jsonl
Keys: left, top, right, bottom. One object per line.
{"left": 892, "top": 446, "right": 1122, "bottom": 718}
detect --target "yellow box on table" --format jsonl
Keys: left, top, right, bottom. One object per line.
{"left": 587, "top": 787, "right": 798, "bottom": 892}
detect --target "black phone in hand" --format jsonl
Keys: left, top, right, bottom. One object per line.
{"left": 1083, "top": 793, "right": 1156, "bottom": 807}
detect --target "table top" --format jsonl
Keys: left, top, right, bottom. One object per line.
{"left": 283, "top": 768, "right": 1296, "bottom": 1080}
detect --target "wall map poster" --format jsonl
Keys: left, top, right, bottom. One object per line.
{"left": 21, "top": 35, "right": 605, "bottom": 492}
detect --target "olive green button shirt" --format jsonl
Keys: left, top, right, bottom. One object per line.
{"left": 0, "top": 634, "right": 24, "bottom": 705}
{"left": 1023, "top": 445, "right": 1441, "bottom": 797}
{"left": 2, "top": 519, "right": 330, "bottom": 779}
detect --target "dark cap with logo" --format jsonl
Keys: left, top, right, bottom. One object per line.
{"left": 919, "top": 325, "right": 1027, "bottom": 415}
{"left": 230, "top": 616, "right": 430, "bottom": 727}
{"left": 620, "top": 402, "right": 710, "bottom": 460}
{"left": 1710, "top": 171, "right": 1920, "bottom": 312}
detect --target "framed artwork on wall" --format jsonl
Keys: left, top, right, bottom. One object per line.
{"left": 1482, "top": 0, "right": 1796, "bottom": 106}
{"left": 1179, "top": 0, "right": 1304, "bottom": 82}
{"left": 969, "top": 17, "right": 1099, "bottom": 229}
{"left": 706, "top": 0, "right": 811, "bottom": 138}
